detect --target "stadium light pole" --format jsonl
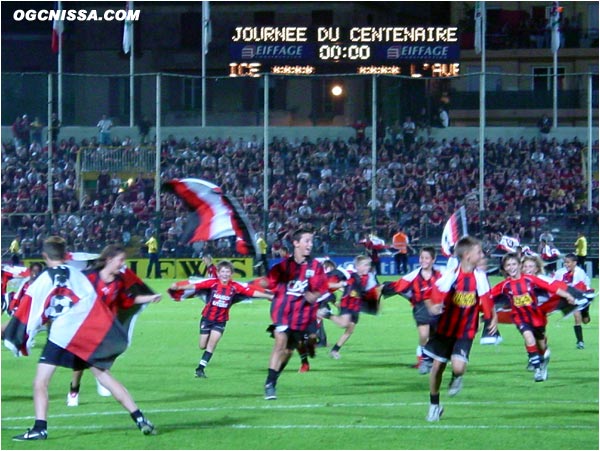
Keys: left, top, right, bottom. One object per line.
{"left": 154, "top": 73, "right": 162, "bottom": 236}
{"left": 262, "top": 73, "right": 269, "bottom": 233}
{"left": 370, "top": 74, "right": 377, "bottom": 230}
{"left": 47, "top": 73, "right": 54, "bottom": 216}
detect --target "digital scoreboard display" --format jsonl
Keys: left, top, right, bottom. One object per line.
{"left": 228, "top": 26, "right": 461, "bottom": 77}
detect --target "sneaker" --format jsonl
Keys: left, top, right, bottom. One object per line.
{"left": 526, "top": 361, "right": 534, "bottom": 372}
{"left": 448, "top": 375, "right": 463, "bottom": 396}
{"left": 480, "top": 332, "right": 503, "bottom": 345}
{"left": 264, "top": 383, "right": 277, "bottom": 400}
{"left": 13, "top": 428, "right": 48, "bottom": 441}
{"left": 195, "top": 367, "right": 207, "bottom": 378}
{"left": 96, "top": 379, "right": 111, "bottom": 397}
{"left": 329, "top": 350, "right": 341, "bottom": 360}
{"left": 317, "top": 307, "right": 332, "bottom": 319}
{"left": 136, "top": 417, "right": 156, "bottom": 435}
{"left": 412, "top": 355, "right": 423, "bottom": 369}
{"left": 298, "top": 362, "right": 310, "bottom": 373}
{"left": 418, "top": 358, "right": 433, "bottom": 375}
{"left": 576, "top": 341, "right": 585, "bottom": 350}
{"left": 540, "top": 353, "right": 550, "bottom": 381}
{"left": 426, "top": 404, "right": 444, "bottom": 422}
{"left": 534, "top": 367, "right": 544, "bottom": 382}
{"left": 66, "top": 391, "right": 79, "bottom": 407}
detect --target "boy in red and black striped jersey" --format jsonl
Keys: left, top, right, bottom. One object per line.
{"left": 423, "top": 236, "right": 497, "bottom": 422}
{"left": 382, "top": 247, "right": 441, "bottom": 373}
{"left": 318, "top": 255, "right": 374, "bottom": 359}
{"left": 259, "top": 226, "right": 329, "bottom": 400}
{"left": 493, "top": 253, "right": 576, "bottom": 383}
{"left": 171, "top": 260, "right": 272, "bottom": 378}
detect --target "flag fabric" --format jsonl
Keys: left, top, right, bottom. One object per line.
{"left": 474, "top": 2, "right": 484, "bottom": 54}
{"left": 123, "top": 1, "right": 133, "bottom": 54}
{"left": 202, "top": 1, "right": 211, "bottom": 55}
{"left": 497, "top": 235, "right": 520, "bottom": 253}
{"left": 164, "top": 178, "right": 259, "bottom": 257}
{"left": 440, "top": 206, "right": 468, "bottom": 257}
{"left": 51, "top": 1, "right": 64, "bottom": 53}
{"left": 3, "top": 265, "right": 129, "bottom": 368}
{"left": 550, "top": 1, "right": 561, "bottom": 54}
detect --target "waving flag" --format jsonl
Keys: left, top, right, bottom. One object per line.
{"left": 123, "top": 1, "right": 133, "bottom": 53}
{"left": 51, "top": 2, "right": 64, "bottom": 53}
{"left": 441, "top": 206, "right": 468, "bottom": 257}
{"left": 474, "top": 2, "right": 484, "bottom": 54}
{"left": 550, "top": 1, "right": 561, "bottom": 54}
{"left": 3, "top": 266, "right": 128, "bottom": 367}
{"left": 164, "top": 178, "right": 259, "bottom": 257}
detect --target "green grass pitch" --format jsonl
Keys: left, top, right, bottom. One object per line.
{"left": 2, "top": 276, "right": 598, "bottom": 450}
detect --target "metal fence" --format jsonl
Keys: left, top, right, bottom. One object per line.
{"left": 3, "top": 71, "right": 598, "bottom": 128}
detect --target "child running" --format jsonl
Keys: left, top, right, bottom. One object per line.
{"left": 318, "top": 255, "right": 376, "bottom": 359}
{"left": 492, "top": 253, "right": 577, "bottom": 382}
{"left": 423, "top": 236, "right": 497, "bottom": 422}
{"left": 171, "top": 260, "right": 273, "bottom": 378}
{"left": 382, "top": 246, "right": 442, "bottom": 374}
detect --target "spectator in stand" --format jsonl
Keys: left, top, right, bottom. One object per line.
{"left": 402, "top": 116, "right": 416, "bottom": 151}
{"left": 97, "top": 114, "right": 113, "bottom": 146}
{"left": 537, "top": 114, "right": 552, "bottom": 134}
{"left": 138, "top": 116, "right": 152, "bottom": 145}
{"left": 30, "top": 117, "right": 44, "bottom": 146}
{"left": 49, "top": 113, "right": 61, "bottom": 143}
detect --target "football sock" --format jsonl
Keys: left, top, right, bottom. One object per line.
{"left": 266, "top": 368, "right": 278, "bottom": 386}
{"left": 429, "top": 393, "right": 440, "bottom": 405}
{"left": 130, "top": 410, "right": 144, "bottom": 423}
{"left": 69, "top": 383, "right": 80, "bottom": 394}
{"left": 332, "top": 344, "right": 341, "bottom": 352}
{"left": 574, "top": 325, "right": 583, "bottom": 342}
{"left": 199, "top": 351, "right": 213, "bottom": 368}
{"left": 34, "top": 420, "right": 47, "bottom": 431}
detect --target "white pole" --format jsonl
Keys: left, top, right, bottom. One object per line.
{"left": 552, "top": 51, "right": 558, "bottom": 128}
{"left": 129, "top": 2, "right": 135, "bottom": 127}
{"left": 155, "top": 74, "right": 161, "bottom": 213}
{"left": 201, "top": 2, "right": 208, "bottom": 127}
{"left": 48, "top": 73, "right": 54, "bottom": 214}
{"left": 263, "top": 74, "right": 269, "bottom": 232}
{"left": 57, "top": 0, "right": 63, "bottom": 122}
{"left": 478, "top": 3, "right": 486, "bottom": 213}
{"left": 587, "top": 74, "right": 592, "bottom": 212}
{"left": 371, "top": 75, "right": 377, "bottom": 226}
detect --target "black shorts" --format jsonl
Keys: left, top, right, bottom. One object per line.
{"left": 423, "top": 334, "right": 473, "bottom": 364}
{"left": 413, "top": 302, "right": 437, "bottom": 326}
{"left": 39, "top": 340, "right": 89, "bottom": 371}
{"left": 517, "top": 323, "right": 546, "bottom": 340}
{"left": 339, "top": 307, "right": 360, "bottom": 325}
{"left": 200, "top": 318, "right": 226, "bottom": 335}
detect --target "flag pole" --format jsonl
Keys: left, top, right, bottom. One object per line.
{"left": 201, "top": 1, "right": 209, "bottom": 127}
{"left": 48, "top": 73, "right": 54, "bottom": 214}
{"left": 129, "top": 2, "right": 135, "bottom": 127}
{"left": 263, "top": 73, "right": 269, "bottom": 233}
{"left": 477, "top": 2, "right": 486, "bottom": 214}
{"left": 57, "top": 0, "right": 63, "bottom": 122}
{"left": 552, "top": 50, "right": 558, "bottom": 128}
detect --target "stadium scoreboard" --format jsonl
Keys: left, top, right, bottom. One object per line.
{"left": 228, "top": 26, "right": 461, "bottom": 77}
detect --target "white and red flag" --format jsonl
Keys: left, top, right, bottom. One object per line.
{"left": 164, "top": 178, "right": 259, "bottom": 257}
{"left": 440, "top": 206, "right": 468, "bottom": 257}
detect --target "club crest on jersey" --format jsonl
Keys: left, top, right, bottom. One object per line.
{"left": 306, "top": 270, "right": 314, "bottom": 278}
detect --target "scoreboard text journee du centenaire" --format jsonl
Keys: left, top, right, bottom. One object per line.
{"left": 228, "top": 26, "right": 461, "bottom": 77}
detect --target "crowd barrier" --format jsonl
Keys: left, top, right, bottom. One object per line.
{"left": 21, "top": 254, "right": 597, "bottom": 280}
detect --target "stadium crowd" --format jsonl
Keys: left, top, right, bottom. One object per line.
{"left": 2, "top": 126, "right": 598, "bottom": 259}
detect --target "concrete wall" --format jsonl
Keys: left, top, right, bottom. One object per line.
{"left": 2, "top": 125, "right": 598, "bottom": 146}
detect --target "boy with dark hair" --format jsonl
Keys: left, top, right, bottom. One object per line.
{"left": 259, "top": 226, "right": 329, "bottom": 400}
{"left": 423, "top": 236, "right": 497, "bottom": 421}
{"left": 5, "top": 237, "right": 156, "bottom": 440}
{"left": 171, "top": 260, "right": 272, "bottom": 378}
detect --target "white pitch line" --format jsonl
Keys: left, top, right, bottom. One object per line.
{"left": 1, "top": 424, "right": 595, "bottom": 431}
{"left": 2, "top": 399, "right": 598, "bottom": 422}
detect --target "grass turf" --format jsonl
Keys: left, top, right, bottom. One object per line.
{"left": 1, "top": 276, "right": 598, "bottom": 450}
